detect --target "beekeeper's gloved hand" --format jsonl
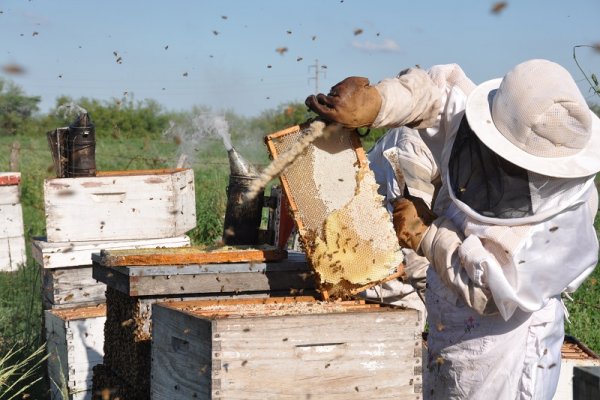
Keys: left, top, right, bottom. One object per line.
{"left": 392, "top": 191, "right": 437, "bottom": 252}
{"left": 305, "top": 77, "right": 382, "bottom": 128}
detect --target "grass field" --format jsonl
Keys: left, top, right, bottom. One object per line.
{"left": 0, "top": 130, "right": 599, "bottom": 398}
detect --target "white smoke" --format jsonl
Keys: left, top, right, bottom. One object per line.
{"left": 192, "top": 113, "right": 232, "bottom": 151}
{"left": 164, "top": 112, "right": 234, "bottom": 166}
{"left": 56, "top": 102, "right": 88, "bottom": 119}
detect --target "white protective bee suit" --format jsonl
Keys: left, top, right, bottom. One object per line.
{"left": 369, "top": 60, "right": 600, "bottom": 399}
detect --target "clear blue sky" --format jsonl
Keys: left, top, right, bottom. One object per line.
{"left": 1, "top": 0, "right": 599, "bottom": 117}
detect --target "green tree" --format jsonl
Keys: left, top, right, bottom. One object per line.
{"left": 0, "top": 79, "right": 40, "bottom": 136}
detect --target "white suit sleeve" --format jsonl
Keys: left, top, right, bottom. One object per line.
{"left": 373, "top": 68, "right": 442, "bottom": 129}
{"left": 420, "top": 216, "right": 498, "bottom": 315}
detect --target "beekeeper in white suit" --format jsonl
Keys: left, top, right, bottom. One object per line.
{"left": 306, "top": 59, "right": 600, "bottom": 399}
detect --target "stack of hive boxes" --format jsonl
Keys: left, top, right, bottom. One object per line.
{"left": 36, "top": 168, "right": 196, "bottom": 400}
{"left": 90, "top": 245, "right": 314, "bottom": 400}
{"left": 0, "top": 172, "right": 26, "bottom": 272}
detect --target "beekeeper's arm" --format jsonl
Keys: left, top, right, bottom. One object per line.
{"left": 305, "top": 68, "right": 442, "bottom": 130}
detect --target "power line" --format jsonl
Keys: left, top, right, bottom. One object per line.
{"left": 308, "top": 59, "right": 326, "bottom": 95}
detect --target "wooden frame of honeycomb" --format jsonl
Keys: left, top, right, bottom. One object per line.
{"left": 265, "top": 122, "right": 404, "bottom": 299}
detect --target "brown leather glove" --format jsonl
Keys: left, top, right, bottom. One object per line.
{"left": 304, "top": 77, "right": 382, "bottom": 128}
{"left": 392, "top": 193, "right": 437, "bottom": 252}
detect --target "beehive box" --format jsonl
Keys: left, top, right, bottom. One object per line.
{"left": 44, "top": 168, "right": 196, "bottom": 242}
{"left": 554, "top": 336, "right": 600, "bottom": 400}
{"left": 34, "top": 236, "right": 191, "bottom": 309}
{"left": 92, "top": 248, "right": 311, "bottom": 400}
{"left": 151, "top": 297, "right": 422, "bottom": 400}
{"left": 0, "top": 172, "right": 26, "bottom": 272}
{"left": 92, "top": 249, "right": 311, "bottom": 297}
{"left": 33, "top": 235, "right": 192, "bottom": 270}
{"left": 45, "top": 304, "right": 106, "bottom": 400}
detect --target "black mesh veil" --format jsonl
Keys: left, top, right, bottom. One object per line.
{"left": 448, "top": 116, "right": 533, "bottom": 219}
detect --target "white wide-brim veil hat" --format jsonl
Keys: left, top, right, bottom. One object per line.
{"left": 465, "top": 59, "right": 600, "bottom": 178}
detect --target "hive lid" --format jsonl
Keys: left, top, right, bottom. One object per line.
{"left": 94, "top": 244, "right": 287, "bottom": 267}
{"left": 0, "top": 172, "right": 20, "bottom": 186}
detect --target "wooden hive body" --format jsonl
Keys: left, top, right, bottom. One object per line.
{"left": 0, "top": 172, "right": 25, "bottom": 271}
{"left": 44, "top": 168, "right": 196, "bottom": 242}
{"left": 34, "top": 236, "right": 191, "bottom": 310}
{"left": 45, "top": 304, "right": 106, "bottom": 400}
{"left": 151, "top": 297, "right": 422, "bottom": 400}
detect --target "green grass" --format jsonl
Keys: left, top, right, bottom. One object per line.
{"left": 564, "top": 211, "right": 600, "bottom": 353}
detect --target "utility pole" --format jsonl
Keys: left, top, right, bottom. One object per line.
{"left": 308, "top": 59, "right": 326, "bottom": 94}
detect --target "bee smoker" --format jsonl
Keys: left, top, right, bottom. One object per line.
{"left": 47, "top": 112, "right": 96, "bottom": 178}
{"left": 222, "top": 147, "right": 264, "bottom": 245}
{"left": 66, "top": 112, "right": 96, "bottom": 177}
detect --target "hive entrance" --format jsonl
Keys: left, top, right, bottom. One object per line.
{"left": 265, "top": 121, "right": 403, "bottom": 298}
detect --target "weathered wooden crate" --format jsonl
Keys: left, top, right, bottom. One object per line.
{"left": 91, "top": 247, "right": 314, "bottom": 400}
{"left": 35, "top": 236, "right": 191, "bottom": 310}
{"left": 45, "top": 304, "right": 106, "bottom": 400}
{"left": 42, "top": 266, "right": 106, "bottom": 310}
{"left": 151, "top": 297, "right": 422, "bottom": 399}
{"left": 44, "top": 168, "right": 196, "bottom": 242}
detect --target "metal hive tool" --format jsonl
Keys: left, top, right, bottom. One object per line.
{"left": 265, "top": 121, "right": 403, "bottom": 298}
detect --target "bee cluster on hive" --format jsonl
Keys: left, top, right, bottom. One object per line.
{"left": 266, "top": 121, "right": 403, "bottom": 297}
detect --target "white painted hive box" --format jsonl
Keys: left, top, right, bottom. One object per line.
{"left": 151, "top": 298, "right": 422, "bottom": 400}
{"left": 45, "top": 304, "right": 106, "bottom": 400}
{"left": 44, "top": 168, "right": 196, "bottom": 242}
{"left": 0, "top": 172, "right": 26, "bottom": 271}
{"left": 32, "top": 235, "right": 191, "bottom": 269}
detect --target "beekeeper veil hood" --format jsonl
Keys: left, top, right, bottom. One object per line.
{"left": 449, "top": 59, "right": 600, "bottom": 223}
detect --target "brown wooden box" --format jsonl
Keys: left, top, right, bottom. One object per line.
{"left": 151, "top": 297, "right": 422, "bottom": 400}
